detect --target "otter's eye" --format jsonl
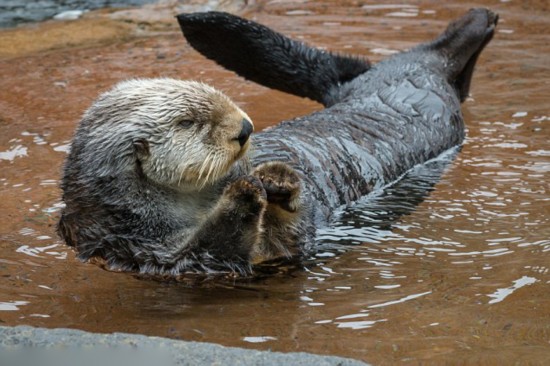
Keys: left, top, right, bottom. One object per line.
{"left": 177, "top": 119, "right": 194, "bottom": 129}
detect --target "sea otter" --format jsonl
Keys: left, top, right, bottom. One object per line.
{"left": 58, "top": 9, "right": 498, "bottom": 275}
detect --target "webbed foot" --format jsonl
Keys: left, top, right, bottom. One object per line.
{"left": 431, "top": 8, "right": 498, "bottom": 101}
{"left": 176, "top": 11, "right": 369, "bottom": 106}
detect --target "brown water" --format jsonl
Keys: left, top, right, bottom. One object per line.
{"left": 1, "top": 0, "right": 549, "bottom": 364}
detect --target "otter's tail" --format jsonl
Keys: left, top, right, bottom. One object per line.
{"left": 424, "top": 8, "right": 498, "bottom": 102}
{"left": 176, "top": 12, "right": 369, "bottom": 107}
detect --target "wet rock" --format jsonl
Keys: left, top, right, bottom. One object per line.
{"left": 107, "top": 0, "right": 248, "bottom": 27}
{"left": 0, "top": 0, "right": 158, "bottom": 28}
{"left": 0, "top": 18, "right": 134, "bottom": 58}
{"left": 0, "top": 0, "right": 251, "bottom": 58}
{"left": 53, "top": 10, "right": 86, "bottom": 20}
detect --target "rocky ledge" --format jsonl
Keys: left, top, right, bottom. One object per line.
{"left": 0, "top": 326, "right": 369, "bottom": 366}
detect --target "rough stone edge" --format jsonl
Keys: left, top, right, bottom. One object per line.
{"left": 0, "top": 325, "right": 369, "bottom": 366}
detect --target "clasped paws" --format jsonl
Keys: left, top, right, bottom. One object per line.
{"left": 252, "top": 162, "right": 301, "bottom": 212}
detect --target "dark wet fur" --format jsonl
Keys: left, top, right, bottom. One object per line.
{"left": 59, "top": 9, "right": 497, "bottom": 276}
{"left": 178, "top": 12, "right": 370, "bottom": 107}
{"left": 179, "top": 8, "right": 496, "bottom": 231}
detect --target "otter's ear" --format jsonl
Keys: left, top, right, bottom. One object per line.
{"left": 133, "top": 139, "right": 150, "bottom": 159}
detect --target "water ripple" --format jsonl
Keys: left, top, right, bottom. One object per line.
{"left": 487, "top": 276, "right": 537, "bottom": 304}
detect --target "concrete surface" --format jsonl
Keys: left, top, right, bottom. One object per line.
{"left": 0, "top": 325, "right": 369, "bottom": 366}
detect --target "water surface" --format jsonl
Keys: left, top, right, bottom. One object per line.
{"left": 0, "top": 0, "right": 549, "bottom": 364}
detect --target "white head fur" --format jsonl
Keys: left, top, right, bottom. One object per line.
{"left": 73, "top": 78, "right": 253, "bottom": 191}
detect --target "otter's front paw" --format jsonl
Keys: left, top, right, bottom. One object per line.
{"left": 224, "top": 175, "right": 267, "bottom": 213}
{"left": 253, "top": 162, "right": 301, "bottom": 212}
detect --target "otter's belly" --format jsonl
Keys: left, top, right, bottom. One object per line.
{"left": 252, "top": 75, "right": 464, "bottom": 223}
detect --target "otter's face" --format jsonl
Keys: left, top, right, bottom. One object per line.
{"left": 126, "top": 80, "right": 253, "bottom": 191}
{"left": 78, "top": 79, "right": 254, "bottom": 192}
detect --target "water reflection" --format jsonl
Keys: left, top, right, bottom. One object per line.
{"left": 0, "top": 145, "right": 28, "bottom": 161}
{"left": 242, "top": 336, "right": 277, "bottom": 343}
{"left": 367, "top": 291, "right": 431, "bottom": 309}
{"left": 487, "top": 276, "right": 537, "bottom": 304}
{"left": 336, "top": 318, "right": 386, "bottom": 330}
{"left": 0, "top": 301, "right": 29, "bottom": 311}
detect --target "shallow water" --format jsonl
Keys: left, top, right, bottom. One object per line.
{"left": 1, "top": 0, "right": 549, "bottom": 364}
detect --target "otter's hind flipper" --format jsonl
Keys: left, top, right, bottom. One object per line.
{"left": 426, "top": 8, "right": 498, "bottom": 102}
{"left": 177, "top": 12, "right": 370, "bottom": 106}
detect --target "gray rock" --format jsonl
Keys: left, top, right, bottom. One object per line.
{"left": 0, "top": 325, "right": 369, "bottom": 366}
{"left": 0, "top": 0, "right": 158, "bottom": 28}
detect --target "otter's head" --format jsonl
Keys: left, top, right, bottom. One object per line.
{"left": 73, "top": 78, "right": 253, "bottom": 191}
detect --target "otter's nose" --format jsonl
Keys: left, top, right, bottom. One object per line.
{"left": 236, "top": 118, "right": 254, "bottom": 147}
